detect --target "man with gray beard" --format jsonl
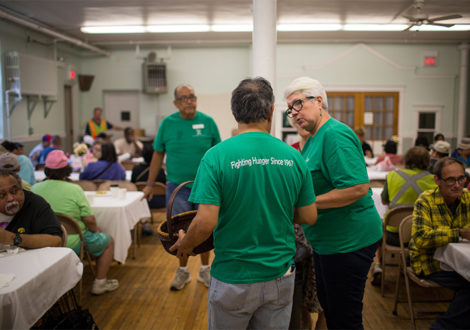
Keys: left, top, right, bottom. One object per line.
{"left": 0, "top": 170, "right": 62, "bottom": 248}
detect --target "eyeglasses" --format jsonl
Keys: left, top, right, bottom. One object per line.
{"left": 440, "top": 176, "right": 467, "bottom": 185}
{"left": 286, "top": 96, "right": 316, "bottom": 118}
{"left": 176, "top": 95, "right": 197, "bottom": 102}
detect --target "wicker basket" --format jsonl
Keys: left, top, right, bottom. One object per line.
{"left": 157, "top": 181, "right": 214, "bottom": 255}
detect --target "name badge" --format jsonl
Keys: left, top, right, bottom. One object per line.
{"left": 192, "top": 124, "right": 204, "bottom": 129}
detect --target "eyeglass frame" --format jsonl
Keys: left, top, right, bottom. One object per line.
{"left": 175, "top": 95, "right": 197, "bottom": 102}
{"left": 285, "top": 96, "right": 316, "bottom": 118}
{"left": 440, "top": 175, "right": 467, "bottom": 186}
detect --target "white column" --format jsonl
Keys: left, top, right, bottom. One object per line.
{"left": 457, "top": 43, "right": 469, "bottom": 140}
{"left": 252, "top": 0, "right": 277, "bottom": 85}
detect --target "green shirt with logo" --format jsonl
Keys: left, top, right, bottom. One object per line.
{"left": 189, "top": 132, "right": 316, "bottom": 283}
{"left": 154, "top": 112, "right": 221, "bottom": 186}
{"left": 301, "top": 118, "right": 382, "bottom": 255}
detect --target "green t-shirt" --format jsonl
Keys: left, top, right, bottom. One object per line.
{"left": 153, "top": 112, "right": 221, "bottom": 186}
{"left": 189, "top": 132, "right": 316, "bottom": 284}
{"left": 302, "top": 118, "right": 382, "bottom": 255}
{"left": 31, "top": 180, "right": 93, "bottom": 250}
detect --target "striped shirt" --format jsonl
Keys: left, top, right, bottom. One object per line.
{"left": 409, "top": 188, "right": 470, "bottom": 276}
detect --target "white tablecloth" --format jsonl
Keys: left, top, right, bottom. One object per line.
{"left": 85, "top": 191, "right": 151, "bottom": 263}
{"left": 367, "top": 168, "right": 388, "bottom": 181}
{"left": 0, "top": 247, "right": 83, "bottom": 329}
{"left": 372, "top": 187, "right": 388, "bottom": 219}
{"left": 34, "top": 170, "right": 132, "bottom": 182}
{"left": 434, "top": 240, "right": 470, "bottom": 281}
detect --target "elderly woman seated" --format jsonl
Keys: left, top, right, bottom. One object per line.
{"left": 79, "top": 142, "right": 125, "bottom": 181}
{"left": 32, "top": 150, "right": 119, "bottom": 295}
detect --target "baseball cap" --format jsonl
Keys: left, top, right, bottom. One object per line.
{"left": 45, "top": 150, "right": 68, "bottom": 169}
{"left": 457, "top": 137, "right": 470, "bottom": 150}
{"left": 432, "top": 141, "right": 451, "bottom": 155}
{"left": 42, "top": 134, "right": 52, "bottom": 142}
{"left": 0, "top": 152, "right": 20, "bottom": 171}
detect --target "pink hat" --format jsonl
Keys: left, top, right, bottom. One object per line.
{"left": 45, "top": 150, "right": 68, "bottom": 169}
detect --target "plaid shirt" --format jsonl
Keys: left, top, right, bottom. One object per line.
{"left": 409, "top": 188, "right": 470, "bottom": 276}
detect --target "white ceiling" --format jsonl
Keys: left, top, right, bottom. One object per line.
{"left": 1, "top": 0, "right": 470, "bottom": 51}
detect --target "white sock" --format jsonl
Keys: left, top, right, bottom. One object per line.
{"left": 94, "top": 278, "right": 106, "bottom": 285}
{"left": 200, "top": 265, "right": 210, "bottom": 270}
{"left": 179, "top": 266, "right": 189, "bottom": 271}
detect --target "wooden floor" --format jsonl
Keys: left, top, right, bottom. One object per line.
{"left": 80, "top": 230, "right": 452, "bottom": 330}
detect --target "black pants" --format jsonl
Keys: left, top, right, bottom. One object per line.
{"left": 425, "top": 271, "right": 470, "bottom": 330}
{"left": 313, "top": 241, "right": 379, "bottom": 330}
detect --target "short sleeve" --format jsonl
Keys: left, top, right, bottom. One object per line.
{"left": 189, "top": 154, "right": 221, "bottom": 206}
{"left": 296, "top": 165, "right": 316, "bottom": 207}
{"left": 325, "top": 145, "right": 369, "bottom": 189}
{"left": 154, "top": 120, "right": 166, "bottom": 152}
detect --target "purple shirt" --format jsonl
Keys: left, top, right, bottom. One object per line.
{"left": 79, "top": 160, "right": 125, "bottom": 181}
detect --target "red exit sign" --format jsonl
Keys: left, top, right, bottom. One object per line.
{"left": 424, "top": 56, "right": 437, "bottom": 67}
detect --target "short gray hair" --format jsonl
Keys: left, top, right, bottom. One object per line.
{"left": 231, "top": 77, "right": 274, "bottom": 124}
{"left": 284, "top": 76, "right": 328, "bottom": 110}
{"left": 174, "top": 84, "right": 194, "bottom": 99}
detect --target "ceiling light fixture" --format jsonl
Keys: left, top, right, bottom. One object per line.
{"left": 81, "top": 23, "right": 470, "bottom": 34}
{"left": 277, "top": 24, "right": 342, "bottom": 31}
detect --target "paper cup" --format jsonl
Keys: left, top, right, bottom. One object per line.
{"left": 87, "top": 194, "right": 94, "bottom": 205}
{"left": 119, "top": 188, "right": 127, "bottom": 199}
{"left": 110, "top": 187, "right": 119, "bottom": 198}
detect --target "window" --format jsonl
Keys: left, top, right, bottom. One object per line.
{"left": 417, "top": 112, "right": 437, "bottom": 146}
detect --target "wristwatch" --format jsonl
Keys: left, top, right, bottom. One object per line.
{"left": 13, "top": 233, "right": 22, "bottom": 246}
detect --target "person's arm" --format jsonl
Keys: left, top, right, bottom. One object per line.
{"left": 133, "top": 141, "right": 143, "bottom": 157}
{"left": 82, "top": 215, "right": 101, "bottom": 232}
{"left": 0, "top": 228, "right": 61, "bottom": 248}
{"left": 142, "top": 151, "right": 165, "bottom": 200}
{"left": 315, "top": 183, "right": 370, "bottom": 209}
{"left": 169, "top": 204, "right": 219, "bottom": 258}
{"left": 294, "top": 202, "right": 317, "bottom": 225}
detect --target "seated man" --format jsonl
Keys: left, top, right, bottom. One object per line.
{"left": 0, "top": 152, "right": 32, "bottom": 191}
{"left": 32, "top": 150, "right": 119, "bottom": 295}
{"left": 38, "top": 135, "right": 62, "bottom": 165}
{"left": 114, "top": 127, "right": 143, "bottom": 158}
{"left": 450, "top": 137, "right": 470, "bottom": 167}
{"left": 409, "top": 157, "right": 470, "bottom": 329}
{"left": 0, "top": 170, "right": 62, "bottom": 248}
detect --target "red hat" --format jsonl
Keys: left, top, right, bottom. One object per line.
{"left": 45, "top": 150, "right": 68, "bottom": 169}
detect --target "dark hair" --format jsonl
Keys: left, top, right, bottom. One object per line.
{"left": 434, "top": 133, "right": 445, "bottom": 142}
{"left": 414, "top": 136, "right": 429, "bottom": 149}
{"left": 231, "top": 77, "right": 274, "bottom": 124}
{"left": 99, "top": 142, "right": 118, "bottom": 162}
{"left": 433, "top": 157, "right": 465, "bottom": 179}
{"left": 44, "top": 165, "right": 73, "bottom": 180}
{"left": 1, "top": 140, "right": 16, "bottom": 152}
{"left": 404, "top": 146, "right": 430, "bottom": 170}
{"left": 142, "top": 144, "right": 154, "bottom": 165}
{"left": 0, "top": 169, "right": 22, "bottom": 187}
{"left": 384, "top": 140, "right": 397, "bottom": 154}
{"left": 124, "top": 127, "right": 133, "bottom": 135}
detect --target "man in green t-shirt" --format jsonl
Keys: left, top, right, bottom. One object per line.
{"left": 143, "top": 84, "right": 221, "bottom": 291}
{"left": 170, "top": 77, "right": 317, "bottom": 329}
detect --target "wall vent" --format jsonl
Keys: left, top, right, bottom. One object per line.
{"left": 143, "top": 62, "right": 167, "bottom": 94}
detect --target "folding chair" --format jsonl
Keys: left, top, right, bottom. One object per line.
{"left": 381, "top": 205, "right": 414, "bottom": 296}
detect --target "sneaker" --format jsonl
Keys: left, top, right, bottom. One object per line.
{"left": 91, "top": 279, "right": 119, "bottom": 295}
{"left": 170, "top": 268, "right": 191, "bottom": 291}
{"left": 371, "top": 264, "right": 383, "bottom": 286}
{"left": 197, "top": 267, "right": 211, "bottom": 288}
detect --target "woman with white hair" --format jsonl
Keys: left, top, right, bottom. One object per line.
{"left": 284, "top": 77, "right": 382, "bottom": 329}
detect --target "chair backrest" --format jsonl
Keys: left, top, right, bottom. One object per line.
{"left": 74, "top": 180, "right": 97, "bottom": 191}
{"left": 399, "top": 215, "right": 414, "bottom": 254}
{"left": 98, "top": 180, "right": 137, "bottom": 191}
{"left": 135, "top": 181, "right": 166, "bottom": 196}
{"left": 385, "top": 205, "right": 414, "bottom": 228}
{"left": 121, "top": 160, "right": 135, "bottom": 171}
{"left": 55, "top": 213, "right": 84, "bottom": 259}
{"left": 60, "top": 224, "right": 68, "bottom": 247}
